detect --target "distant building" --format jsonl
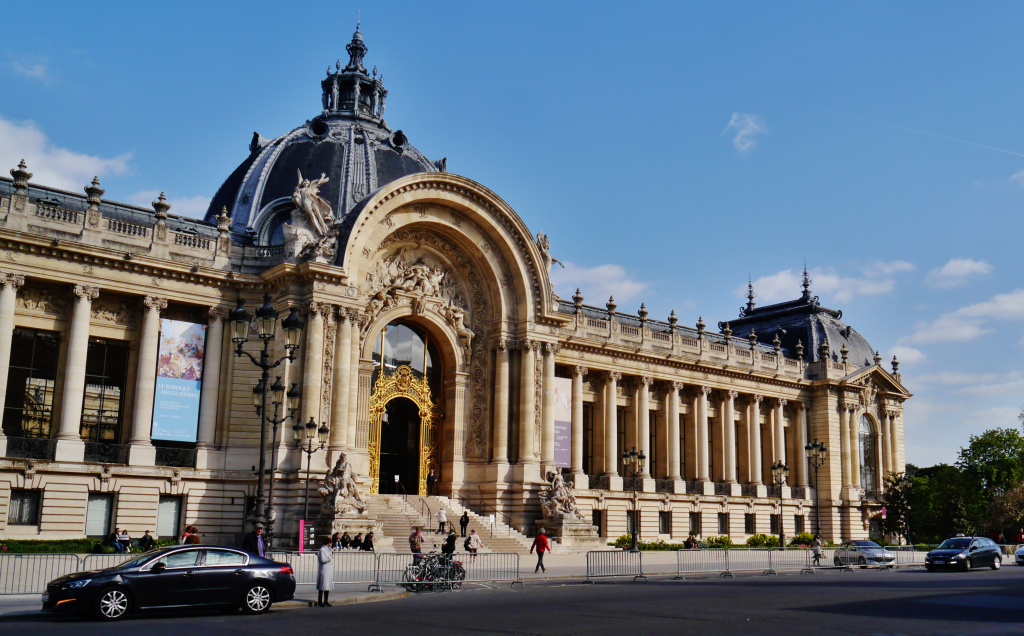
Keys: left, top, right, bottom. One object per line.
{"left": 0, "top": 26, "right": 909, "bottom": 546}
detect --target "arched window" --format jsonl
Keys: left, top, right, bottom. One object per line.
{"left": 859, "top": 415, "right": 877, "bottom": 492}
{"left": 371, "top": 321, "right": 441, "bottom": 397}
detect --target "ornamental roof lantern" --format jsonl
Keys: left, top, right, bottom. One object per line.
{"left": 345, "top": 22, "right": 368, "bottom": 73}
{"left": 800, "top": 266, "right": 814, "bottom": 302}
{"left": 320, "top": 23, "right": 388, "bottom": 121}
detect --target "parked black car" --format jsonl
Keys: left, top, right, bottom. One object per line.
{"left": 42, "top": 545, "right": 295, "bottom": 620}
{"left": 925, "top": 536, "right": 1002, "bottom": 572}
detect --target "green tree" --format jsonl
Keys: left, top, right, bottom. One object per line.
{"left": 956, "top": 428, "right": 1024, "bottom": 492}
{"left": 881, "top": 472, "right": 912, "bottom": 544}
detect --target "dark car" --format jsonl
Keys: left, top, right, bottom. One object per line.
{"left": 925, "top": 536, "right": 1002, "bottom": 572}
{"left": 42, "top": 545, "right": 295, "bottom": 620}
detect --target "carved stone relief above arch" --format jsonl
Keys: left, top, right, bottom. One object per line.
{"left": 16, "top": 286, "right": 67, "bottom": 317}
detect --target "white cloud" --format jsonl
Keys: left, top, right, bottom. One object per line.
{"left": 1009, "top": 169, "right": 1024, "bottom": 186}
{"left": 915, "top": 371, "right": 1000, "bottom": 386}
{"left": 924, "top": 257, "right": 993, "bottom": 289}
{"left": 889, "top": 345, "right": 926, "bottom": 364}
{"left": 2, "top": 54, "right": 49, "bottom": 83}
{"left": 128, "top": 191, "right": 210, "bottom": 218}
{"left": 738, "top": 262, "right": 914, "bottom": 305}
{"left": 724, "top": 113, "right": 766, "bottom": 154}
{"left": 954, "top": 375, "right": 1024, "bottom": 398}
{"left": 863, "top": 260, "right": 916, "bottom": 276}
{"left": 551, "top": 262, "right": 650, "bottom": 307}
{"left": 0, "top": 115, "right": 131, "bottom": 192}
{"left": 904, "top": 288, "right": 1024, "bottom": 344}
{"left": 961, "top": 406, "right": 1022, "bottom": 433}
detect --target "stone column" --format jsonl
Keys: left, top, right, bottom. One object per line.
{"left": 773, "top": 399, "right": 787, "bottom": 467}
{"left": 850, "top": 407, "right": 861, "bottom": 489}
{"left": 696, "top": 386, "right": 711, "bottom": 481}
{"left": 55, "top": 285, "right": 99, "bottom": 462}
{"left": 889, "top": 410, "right": 900, "bottom": 474}
{"left": 881, "top": 409, "right": 893, "bottom": 476}
{"left": 329, "top": 309, "right": 350, "bottom": 452}
{"left": 540, "top": 342, "right": 558, "bottom": 469}
{"left": 570, "top": 365, "right": 587, "bottom": 475}
{"left": 724, "top": 391, "right": 737, "bottom": 483}
{"left": 795, "top": 402, "right": 809, "bottom": 487}
{"left": 637, "top": 377, "right": 652, "bottom": 478}
{"left": 840, "top": 405, "right": 852, "bottom": 488}
{"left": 346, "top": 313, "right": 361, "bottom": 451}
{"left": 196, "top": 306, "right": 226, "bottom": 448}
{"left": 300, "top": 302, "right": 325, "bottom": 426}
{"left": 126, "top": 296, "right": 166, "bottom": 466}
{"left": 518, "top": 340, "right": 537, "bottom": 464}
{"left": 603, "top": 371, "right": 621, "bottom": 476}
{"left": 0, "top": 273, "right": 25, "bottom": 455}
{"left": 667, "top": 382, "right": 682, "bottom": 480}
{"left": 749, "top": 395, "right": 763, "bottom": 484}
{"left": 492, "top": 340, "right": 511, "bottom": 463}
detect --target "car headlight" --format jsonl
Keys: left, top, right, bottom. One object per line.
{"left": 64, "top": 579, "right": 91, "bottom": 589}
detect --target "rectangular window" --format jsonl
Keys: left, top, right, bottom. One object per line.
{"left": 583, "top": 403, "right": 593, "bottom": 475}
{"left": 80, "top": 339, "right": 130, "bottom": 444}
{"left": 718, "top": 513, "right": 728, "bottom": 535}
{"left": 592, "top": 509, "right": 603, "bottom": 537}
{"left": 794, "top": 515, "right": 805, "bottom": 535}
{"left": 679, "top": 414, "right": 686, "bottom": 478}
{"left": 86, "top": 493, "right": 114, "bottom": 537}
{"left": 157, "top": 495, "right": 182, "bottom": 539}
{"left": 770, "top": 514, "right": 780, "bottom": 535}
{"left": 689, "top": 512, "right": 700, "bottom": 536}
{"left": 659, "top": 511, "right": 670, "bottom": 534}
{"left": 3, "top": 329, "right": 60, "bottom": 438}
{"left": 8, "top": 489, "right": 41, "bottom": 526}
{"left": 648, "top": 412, "right": 658, "bottom": 478}
{"left": 615, "top": 406, "right": 626, "bottom": 476}
{"left": 744, "top": 513, "right": 755, "bottom": 534}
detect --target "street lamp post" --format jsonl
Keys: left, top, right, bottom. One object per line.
{"left": 771, "top": 460, "right": 789, "bottom": 550}
{"left": 230, "top": 294, "right": 303, "bottom": 542}
{"left": 293, "top": 417, "right": 329, "bottom": 521}
{"left": 622, "top": 447, "right": 646, "bottom": 551}
{"left": 804, "top": 440, "right": 829, "bottom": 537}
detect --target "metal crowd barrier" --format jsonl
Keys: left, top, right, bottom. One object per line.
{"left": 674, "top": 548, "right": 731, "bottom": 578}
{"left": 583, "top": 550, "right": 647, "bottom": 583}
{"left": 462, "top": 552, "right": 523, "bottom": 588}
{"left": 0, "top": 553, "right": 81, "bottom": 595}
{"left": 81, "top": 553, "right": 136, "bottom": 571}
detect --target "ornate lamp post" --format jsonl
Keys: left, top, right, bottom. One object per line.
{"left": 293, "top": 417, "right": 329, "bottom": 521}
{"left": 622, "top": 447, "right": 646, "bottom": 551}
{"left": 230, "top": 294, "right": 303, "bottom": 542}
{"left": 771, "top": 461, "right": 790, "bottom": 550}
{"left": 804, "top": 440, "right": 828, "bottom": 536}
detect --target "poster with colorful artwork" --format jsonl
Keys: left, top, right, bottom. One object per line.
{"left": 151, "top": 319, "right": 207, "bottom": 442}
{"left": 553, "top": 376, "right": 573, "bottom": 468}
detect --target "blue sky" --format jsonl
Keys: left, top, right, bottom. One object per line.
{"left": 2, "top": 1, "right": 1022, "bottom": 466}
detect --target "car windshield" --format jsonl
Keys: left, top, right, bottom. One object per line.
{"left": 937, "top": 538, "right": 971, "bottom": 550}
{"left": 852, "top": 541, "right": 882, "bottom": 550}
{"left": 117, "top": 549, "right": 164, "bottom": 568}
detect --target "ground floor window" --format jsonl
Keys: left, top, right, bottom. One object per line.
{"left": 3, "top": 329, "right": 60, "bottom": 438}
{"left": 626, "top": 509, "right": 638, "bottom": 536}
{"left": 80, "top": 338, "right": 130, "bottom": 444}
{"left": 86, "top": 493, "right": 114, "bottom": 537}
{"left": 592, "top": 509, "right": 603, "bottom": 537}
{"left": 659, "top": 511, "right": 670, "bottom": 534}
{"left": 8, "top": 489, "right": 41, "bottom": 526}
{"left": 718, "top": 513, "right": 729, "bottom": 535}
{"left": 794, "top": 515, "right": 805, "bottom": 535}
{"left": 689, "top": 512, "right": 700, "bottom": 536}
{"left": 744, "top": 513, "right": 755, "bottom": 534}
{"left": 770, "top": 514, "right": 780, "bottom": 535}
{"left": 157, "top": 495, "right": 182, "bottom": 539}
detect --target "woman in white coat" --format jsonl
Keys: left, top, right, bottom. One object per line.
{"left": 317, "top": 539, "right": 334, "bottom": 607}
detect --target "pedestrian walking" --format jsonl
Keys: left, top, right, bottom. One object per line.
{"left": 530, "top": 528, "right": 550, "bottom": 573}
{"left": 426, "top": 468, "right": 437, "bottom": 496}
{"left": 241, "top": 523, "right": 267, "bottom": 557}
{"left": 812, "top": 534, "right": 824, "bottom": 566}
{"left": 409, "top": 526, "right": 425, "bottom": 564}
{"left": 466, "top": 529, "right": 482, "bottom": 562}
{"left": 185, "top": 526, "right": 201, "bottom": 544}
{"left": 460, "top": 511, "right": 470, "bottom": 537}
{"left": 316, "top": 538, "right": 334, "bottom": 607}
{"left": 180, "top": 525, "right": 193, "bottom": 545}
{"left": 437, "top": 507, "right": 448, "bottom": 534}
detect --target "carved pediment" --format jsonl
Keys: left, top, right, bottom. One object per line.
{"left": 842, "top": 366, "right": 910, "bottom": 398}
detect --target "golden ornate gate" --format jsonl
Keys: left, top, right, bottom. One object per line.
{"left": 367, "top": 366, "right": 443, "bottom": 495}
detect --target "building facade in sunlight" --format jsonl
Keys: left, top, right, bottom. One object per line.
{"left": 0, "top": 27, "right": 910, "bottom": 546}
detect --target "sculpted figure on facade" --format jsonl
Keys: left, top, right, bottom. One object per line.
{"left": 539, "top": 470, "right": 582, "bottom": 519}
{"left": 318, "top": 452, "right": 367, "bottom": 515}
{"left": 535, "top": 232, "right": 563, "bottom": 274}
{"left": 284, "top": 170, "right": 337, "bottom": 260}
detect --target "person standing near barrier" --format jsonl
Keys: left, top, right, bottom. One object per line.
{"left": 410, "top": 526, "right": 425, "bottom": 563}
{"left": 426, "top": 468, "right": 437, "bottom": 496}
{"left": 530, "top": 528, "right": 550, "bottom": 573}
{"left": 460, "top": 511, "right": 470, "bottom": 537}
{"left": 442, "top": 528, "right": 457, "bottom": 560}
{"left": 466, "top": 529, "right": 482, "bottom": 562}
{"left": 242, "top": 523, "right": 266, "bottom": 557}
{"left": 437, "top": 507, "right": 448, "bottom": 534}
{"left": 317, "top": 538, "right": 334, "bottom": 607}
{"left": 812, "top": 534, "right": 824, "bottom": 566}
{"left": 139, "top": 530, "right": 155, "bottom": 551}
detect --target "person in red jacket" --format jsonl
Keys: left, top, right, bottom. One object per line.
{"left": 530, "top": 528, "right": 550, "bottom": 573}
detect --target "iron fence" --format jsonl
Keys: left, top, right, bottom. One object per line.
{"left": 5, "top": 437, "right": 56, "bottom": 460}
{"left": 0, "top": 553, "right": 80, "bottom": 595}
{"left": 583, "top": 550, "right": 647, "bottom": 583}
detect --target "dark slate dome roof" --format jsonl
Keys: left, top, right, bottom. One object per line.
{"left": 204, "top": 24, "right": 445, "bottom": 241}
{"left": 720, "top": 270, "right": 878, "bottom": 367}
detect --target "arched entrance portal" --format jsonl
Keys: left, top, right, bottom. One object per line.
{"left": 368, "top": 321, "right": 443, "bottom": 495}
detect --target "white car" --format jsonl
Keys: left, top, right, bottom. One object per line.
{"left": 1015, "top": 545, "right": 1024, "bottom": 566}
{"left": 834, "top": 540, "right": 896, "bottom": 567}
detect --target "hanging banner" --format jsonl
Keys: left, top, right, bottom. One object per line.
{"left": 553, "top": 376, "right": 573, "bottom": 468}
{"left": 151, "top": 319, "right": 207, "bottom": 442}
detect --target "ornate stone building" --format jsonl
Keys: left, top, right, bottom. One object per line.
{"left": 0, "top": 26, "right": 909, "bottom": 546}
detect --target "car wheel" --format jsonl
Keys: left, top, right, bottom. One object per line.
{"left": 963, "top": 558, "right": 972, "bottom": 572}
{"left": 926, "top": 565, "right": 935, "bottom": 572}
{"left": 242, "top": 583, "right": 273, "bottom": 614}
{"left": 94, "top": 586, "right": 131, "bottom": 621}
{"left": 834, "top": 557, "right": 842, "bottom": 567}
{"left": 992, "top": 557, "right": 1001, "bottom": 571}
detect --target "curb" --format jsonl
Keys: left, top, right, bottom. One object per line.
{"left": 276, "top": 590, "right": 408, "bottom": 609}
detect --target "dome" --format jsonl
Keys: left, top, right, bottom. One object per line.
{"left": 204, "top": 24, "right": 445, "bottom": 244}
{"left": 720, "top": 269, "right": 879, "bottom": 367}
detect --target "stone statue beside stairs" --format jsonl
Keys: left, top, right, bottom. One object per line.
{"left": 540, "top": 471, "right": 582, "bottom": 520}
{"left": 319, "top": 452, "right": 367, "bottom": 515}
{"left": 533, "top": 471, "right": 602, "bottom": 548}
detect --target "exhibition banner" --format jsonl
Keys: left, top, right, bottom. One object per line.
{"left": 553, "top": 376, "right": 573, "bottom": 468}
{"left": 151, "top": 319, "right": 207, "bottom": 442}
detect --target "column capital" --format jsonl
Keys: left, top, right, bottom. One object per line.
{"left": 699, "top": 385, "right": 712, "bottom": 396}
{"left": 496, "top": 338, "right": 510, "bottom": 352}
{"left": 0, "top": 272, "right": 25, "bottom": 289}
{"left": 209, "top": 305, "right": 229, "bottom": 321}
{"left": 606, "top": 371, "right": 622, "bottom": 382}
{"left": 727, "top": 390, "right": 739, "bottom": 399}
{"left": 572, "top": 365, "right": 588, "bottom": 378}
{"left": 543, "top": 342, "right": 561, "bottom": 355}
{"left": 885, "top": 408, "right": 900, "bottom": 419}
{"left": 307, "top": 301, "right": 328, "bottom": 317}
{"left": 518, "top": 339, "right": 537, "bottom": 352}
{"left": 775, "top": 397, "right": 788, "bottom": 407}
{"left": 638, "top": 375, "right": 654, "bottom": 386}
{"left": 752, "top": 394, "right": 763, "bottom": 404}
{"left": 73, "top": 284, "right": 100, "bottom": 303}
{"left": 668, "top": 381, "right": 684, "bottom": 393}
{"left": 334, "top": 305, "right": 349, "bottom": 323}
{"left": 143, "top": 296, "right": 168, "bottom": 312}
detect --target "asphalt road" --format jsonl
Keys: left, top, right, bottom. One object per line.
{"left": 5, "top": 567, "right": 1024, "bottom": 635}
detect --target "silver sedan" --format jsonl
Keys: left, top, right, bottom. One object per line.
{"left": 834, "top": 540, "right": 896, "bottom": 568}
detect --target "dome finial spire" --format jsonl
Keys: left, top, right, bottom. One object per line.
{"left": 345, "top": 21, "right": 368, "bottom": 72}
{"left": 801, "top": 261, "right": 813, "bottom": 301}
{"left": 745, "top": 276, "right": 756, "bottom": 313}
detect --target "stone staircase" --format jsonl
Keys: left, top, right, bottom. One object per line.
{"left": 364, "top": 494, "right": 558, "bottom": 554}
